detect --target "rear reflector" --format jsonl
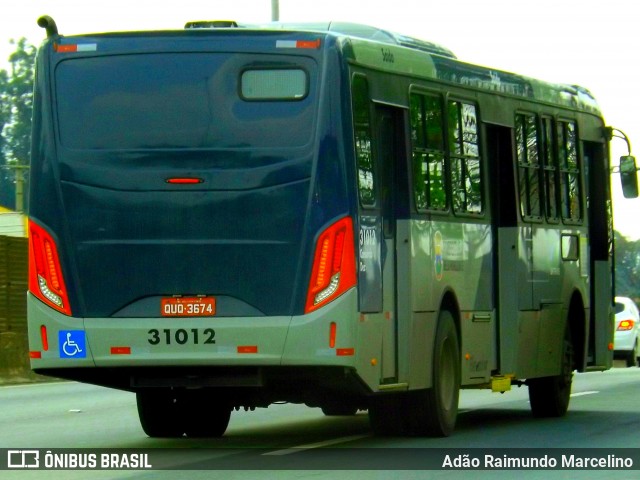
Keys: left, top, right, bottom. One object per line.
{"left": 329, "top": 322, "right": 337, "bottom": 348}
{"left": 40, "top": 325, "right": 49, "bottom": 351}
{"left": 336, "top": 348, "right": 355, "bottom": 356}
{"left": 111, "top": 346, "right": 131, "bottom": 355}
{"left": 237, "top": 346, "right": 258, "bottom": 354}
{"left": 29, "top": 351, "right": 42, "bottom": 359}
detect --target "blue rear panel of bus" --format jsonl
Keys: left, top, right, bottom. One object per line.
{"left": 30, "top": 31, "right": 349, "bottom": 319}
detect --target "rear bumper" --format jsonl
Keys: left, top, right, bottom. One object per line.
{"left": 27, "top": 289, "right": 359, "bottom": 377}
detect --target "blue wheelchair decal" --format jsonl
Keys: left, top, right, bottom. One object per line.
{"left": 59, "top": 331, "right": 86, "bottom": 359}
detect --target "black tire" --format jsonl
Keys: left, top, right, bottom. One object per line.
{"left": 528, "top": 327, "right": 574, "bottom": 417}
{"left": 136, "top": 390, "right": 183, "bottom": 438}
{"left": 183, "top": 400, "right": 232, "bottom": 438}
{"left": 370, "top": 310, "right": 460, "bottom": 437}
{"left": 321, "top": 405, "right": 358, "bottom": 416}
{"left": 410, "top": 310, "right": 460, "bottom": 437}
{"left": 137, "top": 390, "right": 232, "bottom": 438}
{"left": 368, "top": 394, "right": 407, "bottom": 436}
{"left": 179, "top": 392, "right": 232, "bottom": 438}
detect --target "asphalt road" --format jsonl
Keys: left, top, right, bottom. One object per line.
{"left": 2, "top": 363, "right": 640, "bottom": 479}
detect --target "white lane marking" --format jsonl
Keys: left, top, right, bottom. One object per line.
{"left": 263, "top": 433, "right": 370, "bottom": 456}
{"left": 571, "top": 390, "right": 599, "bottom": 397}
{"left": 1, "top": 381, "right": 73, "bottom": 389}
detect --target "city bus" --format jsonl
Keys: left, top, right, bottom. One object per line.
{"left": 27, "top": 16, "right": 638, "bottom": 437}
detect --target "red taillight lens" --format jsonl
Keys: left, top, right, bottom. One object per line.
{"left": 305, "top": 217, "right": 357, "bottom": 313}
{"left": 28, "top": 220, "right": 72, "bottom": 315}
{"left": 617, "top": 319, "right": 635, "bottom": 331}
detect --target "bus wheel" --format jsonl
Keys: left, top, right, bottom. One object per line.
{"left": 409, "top": 310, "right": 460, "bottom": 437}
{"left": 528, "top": 328, "right": 574, "bottom": 417}
{"left": 136, "top": 390, "right": 183, "bottom": 438}
{"left": 321, "top": 404, "right": 358, "bottom": 416}
{"left": 181, "top": 394, "right": 231, "bottom": 438}
{"left": 368, "top": 394, "right": 407, "bottom": 435}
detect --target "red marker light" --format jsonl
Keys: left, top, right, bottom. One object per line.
{"left": 166, "top": 178, "right": 204, "bottom": 184}
{"left": 40, "top": 325, "right": 49, "bottom": 351}
{"left": 237, "top": 346, "right": 258, "bottom": 354}
{"left": 296, "top": 39, "right": 321, "bottom": 49}
{"left": 110, "top": 346, "right": 131, "bottom": 355}
{"left": 329, "top": 322, "right": 337, "bottom": 348}
{"left": 336, "top": 348, "right": 355, "bottom": 356}
{"left": 55, "top": 43, "right": 77, "bottom": 53}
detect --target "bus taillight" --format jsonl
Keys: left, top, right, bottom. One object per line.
{"left": 305, "top": 217, "right": 357, "bottom": 313}
{"left": 28, "top": 220, "right": 72, "bottom": 316}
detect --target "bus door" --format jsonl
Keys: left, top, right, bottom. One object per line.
{"left": 486, "top": 123, "right": 520, "bottom": 374}
{"left": 375, "top": 105, "right": 410, "bottom": 384}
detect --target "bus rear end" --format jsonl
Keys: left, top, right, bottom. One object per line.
{"left": 27, "top": 26, "right": 363, "bottom": 436}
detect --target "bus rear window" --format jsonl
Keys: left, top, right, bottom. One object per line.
{"left": 241, "top": 69, "right": 307, "bottom": 100}
{"left": 55, "top": 53, "right": 316, "bottom": 150}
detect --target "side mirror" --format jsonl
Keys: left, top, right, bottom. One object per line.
{"left": 620, "top": 155, "right": 639, "bottom": 199}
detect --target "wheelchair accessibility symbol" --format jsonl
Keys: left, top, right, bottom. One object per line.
{"left": 59, "top": 331, "right": 86, "bottom": 358}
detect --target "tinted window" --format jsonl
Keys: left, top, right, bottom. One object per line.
{"left": 410, "top": 93, "right": 446, "bottom": 211}
{"left": 352, "top": 75, "right": 376, "bottom": 208}
{"left": 541, "top": 116, "right": 558, "bottom": 221}
{"left": 241, "top": 69, "right": 307, "bottom": 100}
{"left": 56, "top": 54, "right": 316, "bottom": 149}
{"left": 558, "top": 120, "right": 582, "bottom": 222}
{"left": 449, "top": 101, "right": 482, "bottom": 214}
{"left": 516, "top": 113, "right": 541, "bottom": 219}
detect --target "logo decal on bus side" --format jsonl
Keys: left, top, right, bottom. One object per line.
{"left": 434, "top": 231, "right": 444, "bottom": 281}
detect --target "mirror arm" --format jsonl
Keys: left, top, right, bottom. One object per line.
{"left": 605, "top": 126, "right": 633, "bottom": 158}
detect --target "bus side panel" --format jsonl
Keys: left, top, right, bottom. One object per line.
{"left": 409, "top": 218, "right": 495, "bottom": 387}
{"left": 593, "top": 260, "right": 614, "bottom": 369}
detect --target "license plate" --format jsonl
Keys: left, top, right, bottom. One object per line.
{"left": 161, "top": 297, "right": 216, "bottom": 317}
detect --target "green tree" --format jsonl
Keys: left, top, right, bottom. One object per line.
{"left": 0, "top": 66, "right": 10, "bottom": 207}
{"left": 0, "top": 38, "right": 36, "bottom": 210}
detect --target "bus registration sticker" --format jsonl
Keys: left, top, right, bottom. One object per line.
{"left": 161, "top": 297, "right": 216, "bottom": 317}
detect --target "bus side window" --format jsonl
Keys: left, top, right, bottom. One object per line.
{"left": 558, "top": 120, "right": 582, "bottom": 222}
{"left": 409, "top": 92, "right": 446, "bottom": 211}
{"left": 541, "top": 116, "right": 559, "bottom": 221}
{"left": 352, "top": 75, "right": 376, "bottom": 208}
{"left": 448, "top": 101, "right": 482, "bottom": 214}
{"left": 515, "top": 113, "right": 542, "bottom": 220}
